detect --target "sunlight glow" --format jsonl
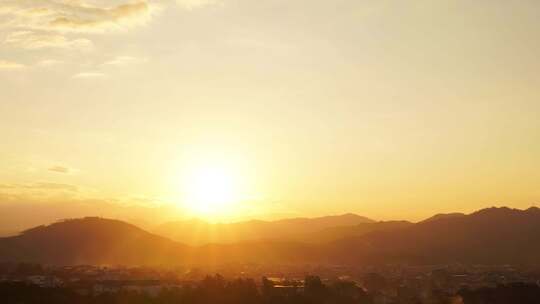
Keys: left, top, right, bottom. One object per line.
{"left": 182, "top": 165, "right": 242, "bottom": 218}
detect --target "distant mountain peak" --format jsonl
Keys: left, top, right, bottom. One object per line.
{"left": 274, "top": 213, "right": 374, "bottom": 224}
{"left": 1, "top": 217, "right": 185, "bottom": 266}
{"left": 420, "top": 213, "right": 466, "bottom": 224}
{"left": 21, "top": 217, "right": 142, "bottom": 236}
{"left": 420, "top": 207, "right": 540, "bottom": 223}
{"left": 469, "top": 206, "right": 532, "bottom": 217}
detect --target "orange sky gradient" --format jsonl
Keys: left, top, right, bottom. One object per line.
{"left": 1, "top": 0, "right": 540, "bottom": 231}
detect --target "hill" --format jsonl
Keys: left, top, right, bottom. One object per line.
{"left": 0, "top": 217, "right": 187, "bottom": 266}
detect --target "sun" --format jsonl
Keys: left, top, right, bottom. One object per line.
{"left": 182, "top": 165, "right": 242, "bottom": 219}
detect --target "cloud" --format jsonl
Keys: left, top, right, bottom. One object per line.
{"left": 0, "top": 1, "right": 164, "bottom": 78}
{"left": 73, "top": 72, "right": 107, "bottom": 79}
{"left": 0, "top": 0, "right": 157, "bottom": 71}
{"left": 0, "top": 1, "right": 165, "bottom": 76}
{"left": 102, "top": 56, "right": 147, "bottom": 66}
{"left": 0, "top": 182, "right": 79, "bottom": 194}
{"left": 176, "top": 0, "right": 222, "bottom": 10}
{"left": 37, "top": 59, "right": 64, "bottom": 67}
{"left": 4, "top": 30, "right": 94, "bottom": 50}
{"left": 0, "top": 60, "right": 25, "bottom": 69}
{"left": 23, "top": 182, "right": 79, "bottom": 192}
{"left": 47, "top": 1, "right": 153, "bottom": 33}
{"left": 0, "top": 1, "right": 155, "bottom": 33}
{"left": 48, "top": 165, "right": 71, "bottom": 174}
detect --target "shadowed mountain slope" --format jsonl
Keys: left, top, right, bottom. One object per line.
{"left": 300, "top": 221, "right": 413, "bottom": 243}
{"left": 329, "top": 207, "right": 540, "bottom": 265}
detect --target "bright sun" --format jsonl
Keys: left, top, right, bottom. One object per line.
{"left": 182, "top": 165, "right": 242, "bottom": 218}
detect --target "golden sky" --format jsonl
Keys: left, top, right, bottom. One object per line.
{"left": 1, "top": 0, "right": 540, "bottom": 229}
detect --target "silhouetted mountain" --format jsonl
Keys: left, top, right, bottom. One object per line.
{"left": 155, "top": 214, "right": 375, "bottom": 245}
{"left": 300, "top": 221, "right": 413, "bottom": 243}
{"left": 2, "top": 207, "right": 540, "bottom": 266}
{"left": 419, "top": 212, "right": 466, "bottom": 223}
{"left": 0, "top": 230, "right": 16, "bottom": 238}
{"left": 181, "top": 207, "right": 540, "bottom": 265}
{"left": 0, "top": 217, "right": 320, "bottom": 266}
{"left": 0, "top": 217, "right": 187, "bottom": 266}
{"left": 329, "top": 207, "right": 540, "bottom": 265}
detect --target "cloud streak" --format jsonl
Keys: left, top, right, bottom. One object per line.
{"left": 0, "top": 0, "right": 157, "bottom": 72}
{"left": 47, "top": 1, "right": 153, "bottom": 33}
{"left": 102, "top": 56, "right": 147, "bottom": 66}
{"left": 48, "top": 165, "right": 71, "bottom": 174}
{"left": 4, "top": 30, "right": 93, "bottom": 50}
{"left": 37, "top": 59, "right": 64, "bottom": 67}
{"left": 0, "top": 182, "right": 80, "bottom": 197}
{"left": 23, "top": 182, "right": 79, "bottom": 192}
{"left": 72, "top": 72, "right": 107, "bottom": 79}
{"left": 176, "top": 0, "right": 222, "bottom": 10}
{"left": 0, "top": 0, "right": 159, "bottom": 73}
{"left": 0, "top": 60, "right": 25, "bottom": 69}
{"left": 0, "top": 0, "right": 154, "bottom": 33}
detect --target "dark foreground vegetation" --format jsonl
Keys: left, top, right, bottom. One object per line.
{"left": 1, "top": 275, "right": 540, "bottom": 304}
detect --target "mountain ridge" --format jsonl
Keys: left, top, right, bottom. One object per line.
{"left": 154, "top": 213, "right": 375, "bottom": 245}
{"left": 1, "top": 207, "right": 540, "bottom": 266}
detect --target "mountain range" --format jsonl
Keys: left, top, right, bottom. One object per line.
{"left": 1, "top": 207, "right": 539, "bottom": 266}
{"left": 154, "top": 213, "right": 377, "bottom": 245}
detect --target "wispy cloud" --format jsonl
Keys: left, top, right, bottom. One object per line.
{"left": 0, "top": 60, "right": 25, "bottom": 70}
{"left": 102, "top": 56, "right": 147, "bottom": 67}
{"left": 0, "top": 1, "right": 155, "bottom": 33}
{"left": 0, "top": 182, "right": 79, "bottom": 193}
{"left": 72, "top": 72, "right": 107, "bottom": 79}
{"left": 0, "top": 0, "right": 154, "bottom": 71}
{"left": 4, "top": 31, "right": 93, "bottom": 50}
{"left": 48, "top": 1, "right": 154, "bottom": 33}
{"left": 176, "top": 0, "right": 223, "bottom": 10}
{"left": 0, "top": 1, "right": 159, "bottom": 74}
{"left": 37, "top": 59, "right": 64, "bottom": 67}
{"left": 48, "top": 165, "right": 71, "bottom": 174}
{"left": 23, "top": 182, "right": 79, "bottom": 192}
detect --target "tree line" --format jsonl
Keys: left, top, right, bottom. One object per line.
{"left": 1, "top": 274, "right": 540, "bottom": 304}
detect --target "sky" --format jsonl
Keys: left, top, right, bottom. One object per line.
{"left": 1, "top": 0, "right": 540, "bottom": 231}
